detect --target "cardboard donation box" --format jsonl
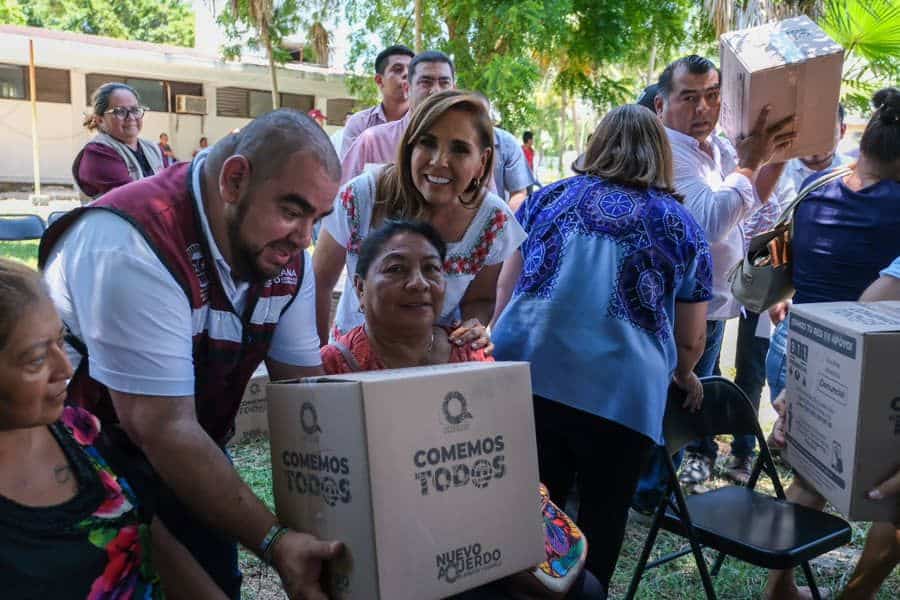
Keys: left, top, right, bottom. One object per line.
{"left": 784, "top": 302, "right": 900, "bottom": 522}
{"left": 231, "top": 365, "right": 269, "bottom": 444}
{"left": 720, "top": 16, "right": 844, "bottom": 162}
{"left": 267, "top": 362, "right": 544, "bottom": 599}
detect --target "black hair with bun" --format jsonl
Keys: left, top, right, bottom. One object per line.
{"left": 860, "top": 87, "right": 900, "bottom": 166}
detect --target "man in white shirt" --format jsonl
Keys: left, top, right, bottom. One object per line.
{"left": 41, "top": 111, "right": 342, "bottom": 599}
{"left": 340, "top": 44, "right": 415, "bottom": 159}
{"left": 633, "top": 55, "right": 796, "bottom": 509}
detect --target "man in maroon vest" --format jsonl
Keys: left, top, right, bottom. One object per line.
{"left": 41, "top": 110, "right": 342, "bottom": 599}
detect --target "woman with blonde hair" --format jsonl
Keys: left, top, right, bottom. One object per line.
{"left": 314, "top": 89, "right": 526, "bottom": 350}
{"left": 492, "top": 104, "right": 712, "bottom": 595}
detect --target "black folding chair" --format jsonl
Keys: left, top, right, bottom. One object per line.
{"left": 626, "top": 376, "right": 852, "bottom": 600}
{"left": 47, "top": 210, "right": 69, "bottom": 226}
{"left": 0, "top": 214, "right": 46, "bottom": 241}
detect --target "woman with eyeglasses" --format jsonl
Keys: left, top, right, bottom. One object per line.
{"left": 73, "top": 82, "right": 165, "bottom": 199}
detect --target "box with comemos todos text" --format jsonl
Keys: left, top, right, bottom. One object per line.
{"left": 266, "top": 362, "right": 545, "bottom": 599}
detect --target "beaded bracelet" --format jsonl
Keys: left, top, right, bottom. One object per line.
{"left": 260, "top": 524, "right": 290, "bottom": 564}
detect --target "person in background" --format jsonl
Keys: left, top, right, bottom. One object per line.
{"left": 636, "top": 83, "right": 660, "bottom": 112}
{"left": 341, "top": 51, "right": 456, "bottom": 184}
{"left": 341, "top": 44, "right": 415, "bottom": 159}
{"left": 0, "top": 259, "right": 227, "bottom": 600}
{"left": 492, "top": 104, "right": 711, "bottom": 596}
{"left": 633, "top": 55, "right": 796, "bottom": 506}
{"left": 330, "top": 111, "right": 353, "bottom": 155}
{"left": 315, "top": 90, "right": 524, "bottom": 351}
{"left": 158, "top": 132, "right": 176, "bottom": 167}
{"left": 763, "top": 87, "right": 900, "bottom": 600}
{"left": 308, "top": 108, "right": 327, "bottom": 128}
{"left": 192, "top": 136, "right": 209, "bottom": 158}
{"left": 42, "top": 110, "right": 344, "bottom": 599}
{"left": 521, "top": 130, "right": 538, "bottom": 198}
{"left": 73, "top": 82, "right": 164, "bottom": 199}
{"left": 473, "top": 93, "right": 531, "bottom": 211}
{"left": 726, "top": 105, "right": 852, "bottom": 485}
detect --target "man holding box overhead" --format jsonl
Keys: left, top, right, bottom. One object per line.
{"left": 633, "top": 55, "right": 797, "bottom": 510}
{"left": 39, "top": 110, "right": 342, "bottom": 600}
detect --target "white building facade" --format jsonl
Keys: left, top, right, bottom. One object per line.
{"left": 0, "top": 24, "right": 354, "bottom": 185}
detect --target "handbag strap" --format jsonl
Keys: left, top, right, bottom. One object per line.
{"left": 774, "top": 165, "right": 853, "bottom": 227}
{"left": 332, "top": 341, "right": 362, "bottom": 373}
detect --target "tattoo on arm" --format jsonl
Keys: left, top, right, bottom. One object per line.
{"left": 54, "top": 464, "right": 74, "bottom": 485}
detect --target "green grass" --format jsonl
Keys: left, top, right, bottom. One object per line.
{"left": 0, "top": 240, "right": 39, "bottom": 268}
{"left": 231, "top": 434, "right": 899, "bottom": 600}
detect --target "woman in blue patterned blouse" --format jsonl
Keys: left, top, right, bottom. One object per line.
{"left": 493, "top": 104, "right": 712, "bottom": 592}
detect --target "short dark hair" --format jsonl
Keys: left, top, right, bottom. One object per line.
{"left": 355, "top": 220, "right": 447, "bottom": 279}
{"left": 409, "top": 51, "right": 455, "bottom": 82}
{"left": 657, "top": 55, "right": 720, "bottom": 100}
{"left": 523, "top": 131, "right": 533, "bottom": 143}
{"left": 860, "top": 87, "right": 900, "bottom": 165}
{"left": 636, "top": 83, "right": 659, "bottom": 111}
{"left": 375, "top": 45, "right": 415, "bottom": 75}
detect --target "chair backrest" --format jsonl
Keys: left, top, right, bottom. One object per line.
{"left": 664, "top": 377, "right": 763, "bottom": 455}
{"left": 0, "top": 214, "right": 46, "bottom": 241}
{"left": 47, "top": 210, "right": 68, "bottom": 226}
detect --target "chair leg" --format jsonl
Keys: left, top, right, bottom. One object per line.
{"left": 710, "top": 550, "right": 727, "bottom": 576}
{"left": 668, "top": 477, "right": 717, "bottom": 600}
{"left": 801, "top": 561, "right": 822, "bottom": 600}
{"left": 624, "top": 504, "right": 666, "bottom": 600}
{"left": 685, "top": 528, "right": 717, "bottom": 600}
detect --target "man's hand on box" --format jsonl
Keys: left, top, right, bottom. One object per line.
{"left": 736, "top": 105, "right": 797, "bottom": 171}
{"left": 272, "top": 530, "right": 343, "bottom": 600}
{"left": 868, "top": 468, "right": 900, "bottom": 501}
{"left": 767, "top": 392, "right": 787, "bottom": 449}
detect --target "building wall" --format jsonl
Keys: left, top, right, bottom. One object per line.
{"left": 0, "top": 27, "right": 353, "bottom": 185}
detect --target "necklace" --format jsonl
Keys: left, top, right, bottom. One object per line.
{"left": 365, "top": 325, "right": 436, "bottom": 367}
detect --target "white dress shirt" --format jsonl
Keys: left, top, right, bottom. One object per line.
{"left": 667, "top": 127, "right": 762, "bottom": 320}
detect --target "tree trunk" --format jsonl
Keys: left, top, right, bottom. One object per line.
{"left": 647, "top": 36, "right": 658, "bottom": 85}
{"left": 558, "top": 91, "right": 567, "bottom": 178}
{"left": 570, "top": 98, "right": 578, "bottom": 151}
{"left": 414, "top": 0, "right": 423, "bottom": 52}
{"left": 266, "top": 35, "right": 280, "bottom": 110}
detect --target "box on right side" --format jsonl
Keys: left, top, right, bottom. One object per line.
{"left": 784, "top": 301, "right": 900, "bottom": 522}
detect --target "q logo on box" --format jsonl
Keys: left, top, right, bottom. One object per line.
{"left": 300, "top": 401, "right": 322, "bottom": 435}
{"left": 442, "top": 391, "right": 473, "bottom": 433}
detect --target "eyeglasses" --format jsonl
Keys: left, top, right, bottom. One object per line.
{"left": 103, "top": 106, "right": 148, "bottom": 120}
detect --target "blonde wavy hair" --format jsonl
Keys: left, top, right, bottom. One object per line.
{"left": 576, "top": 104, "right": 679, "bottom": 199}
{"left": 375, "top": 90, "right": 495, "bottom": 221}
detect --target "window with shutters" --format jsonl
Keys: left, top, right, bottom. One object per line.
{"left": 217, "top": 87, "right": 249, "bottom": 117}
{"left": 85, "top": 73, "right": 202, "bottom": 113}
{"left": 280, "top": 93, "right": 314, "bottom": 113}
{"left": 0, "top": 64, "right": 71, "bottom": 103}
{"left": 326, "top": 98, "right": 355, "bottom": 126}
{"left": 216, "top": 87, "right": 296, "bottom": 118}
{"left": 249, "top": 90, "right": 272, "bottom": 117}
{"left": 35, "top": 67, "right": 71, "bottom": 103}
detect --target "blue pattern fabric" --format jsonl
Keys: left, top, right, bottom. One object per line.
{"left": 494, "top": 176, "right": 712, "bottom": 444}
